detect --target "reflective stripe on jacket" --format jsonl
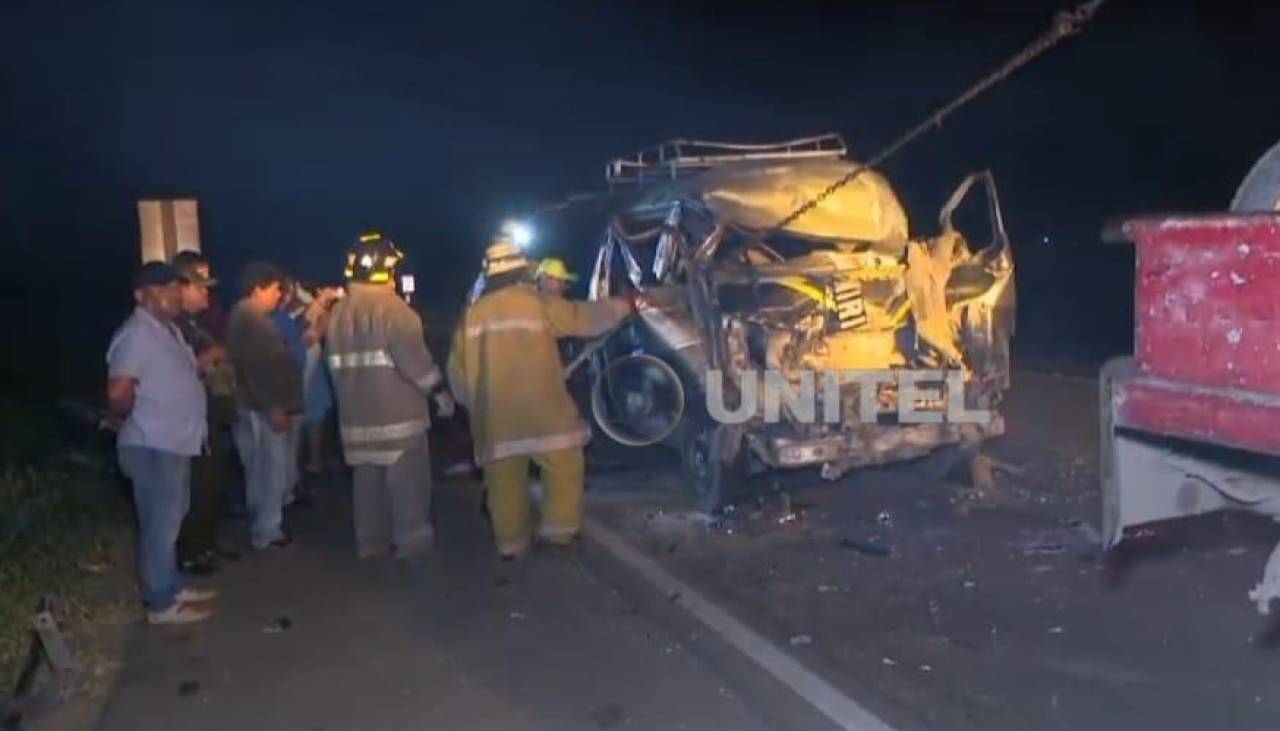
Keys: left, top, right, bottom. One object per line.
{"left": 326, "top": 283, "right": 443, "bottom": 466}
{"left": 447, "top": 281, "right": 627, "bottom": 465}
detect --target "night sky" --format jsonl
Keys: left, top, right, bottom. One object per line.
{"left": 3, "top": 0, "right": 1279, "bottom": 406}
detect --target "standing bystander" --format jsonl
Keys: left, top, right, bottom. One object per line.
{"left": 106, "top": 261, "right": 218, "bottom": 624}
{"left": 271, "top": 278, "right": 309, "bottom": 507}
{"left": 226, "top": 262, "right": 303, "bottom": 551}
{"left": 297, "top": 283, "right": 342, "bottom": 482}
{"left": 171, "top": 251, "right": 240, "bottom": 574}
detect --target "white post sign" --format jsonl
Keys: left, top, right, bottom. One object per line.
{"left": 138, "top": 199, "right": 200, "bottom": 262}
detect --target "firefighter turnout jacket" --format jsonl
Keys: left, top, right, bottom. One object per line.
{"left": 326, "top": 283, "right": 444, "bottom": 466}
{"left": 448, "top": 282, "right": 630, "bottom": 465}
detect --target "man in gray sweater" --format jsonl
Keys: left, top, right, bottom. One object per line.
{"left": 226, "top": 261, "right": 302, "bottom": 551}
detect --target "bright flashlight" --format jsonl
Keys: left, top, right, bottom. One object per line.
{"left": 502, "top": 220, "right": 535, "bottom": 249}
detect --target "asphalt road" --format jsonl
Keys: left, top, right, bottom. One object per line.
{"left": 96, "top": 481, "right": 816, "bottom": 731}
{"left": 590, "top": 371, "right": 1280, "bottom": 731}
{"left": 97, "top": 370, "right": 1280, "bottom": 731}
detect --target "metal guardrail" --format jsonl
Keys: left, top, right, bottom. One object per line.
{"left": 2, "top": 597, "right": 78, "bottom": 731}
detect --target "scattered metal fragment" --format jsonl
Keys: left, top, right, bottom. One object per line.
{"left": 927, "top": 600, "right": 942, "bottom": 633}
{"left": 1250, "top": 542, "right": 1280, "bottom": 615}
{"left": 1065, "top": 518, "right": 1104, "bottom": 548}
{"left": 262, "top": 616, "right": 292, "bottom": 633}
{"left": 839, "top": 537, "right": 892, "bottom": 557}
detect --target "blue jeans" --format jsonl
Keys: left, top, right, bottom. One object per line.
{"left": 118, "top": 447, "right": 190, "bottom": 610}
{"left": 233, "top": 410, "right": 290, "bottom": 549}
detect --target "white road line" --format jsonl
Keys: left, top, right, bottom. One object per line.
{"left": 582, "top": 517, "right": 901, "bottom": 731}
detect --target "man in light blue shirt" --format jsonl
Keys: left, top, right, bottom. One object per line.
{"left": 106, "top": 262, "right": 219, "bottom": 625}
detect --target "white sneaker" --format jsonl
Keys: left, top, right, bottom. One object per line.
{"left": 147, "top": 604, "right": 211, "bottom": 625}
{"left": 175, "top": 587, "right": 218, "bottom": 604}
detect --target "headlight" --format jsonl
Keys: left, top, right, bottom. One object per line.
{"left": 502, "top": 220, "right": 535, "bottom": 249}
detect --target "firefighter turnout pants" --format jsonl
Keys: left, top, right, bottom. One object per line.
{"left": 483, "top": 447, "right": 585, "bottom": 557}
{"left": 352, "top": 436, "right": 433, "bottom": 559}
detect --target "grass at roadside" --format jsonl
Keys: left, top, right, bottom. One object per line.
{"left": 0, "top": 461, "right": 136, "bottom": 696}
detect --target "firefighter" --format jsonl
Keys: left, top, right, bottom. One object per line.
{"left": 534, "top": 257, "right": 576, "bottom": 298}
{"left": 447, "top": 237, "right": 635, "bottom": 559}
{"left": 326, "top": 232, "right": 454, "bottom": 559}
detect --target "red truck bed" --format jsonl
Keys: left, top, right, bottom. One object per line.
{"left": 1101, "top": 213, "right": 1280, "bottom": 614}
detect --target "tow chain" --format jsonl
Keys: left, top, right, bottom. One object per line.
{"left": 771, "top": 0, "right": 1108, "bottom": 232}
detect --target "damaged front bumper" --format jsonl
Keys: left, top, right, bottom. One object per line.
{"left": 750, "top": 414, "right": 1005, "bottom": 476}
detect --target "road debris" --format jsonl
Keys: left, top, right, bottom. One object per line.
{"left": 881, "top": 657, "right": 898, "bottom": 667}
{"left": 963, "top": 581, "right": 977, "bottom": 589}
{"left": 920, "top": 664, "right": 933, "bottom": 672}
{"left": 977, "top": 452, "right": 1026, "bottom": 477}
{"left": 178, "top": 680, "right": 201, "bottom": 697}
{"left": 509, "top": 611, "right": 526, "bottom": 620}
{"left": 839, "top": 537, "right": 892, "bottom": 557}
{"left": 817, "top": 584, "right": 839, "bottom": 594}
{"left": 1065, "top": 517, "right": 1103, "bottom": 548}
{"left": 1249, "top": 543, "right": 1280, "bottom": 615}
{"left": 789, "top": 634, "right": 813, "bottom": 646}
{"left": 262, "top": 616, "right": 292, "bottom": 633}
{"left": 1018, "top": 545, "right": 1070, "bottom": 558}
{"left": 928, "top": 600, "right": 942, "bottom": 633}
{"left": 876, "top": 510, "right": 893, "bottom": 527}
{"left": 1048, "top": 626, "right": 1065, "bottom": 635}
{"left": 777, "top": 492, "right": 803, "bottom": 525}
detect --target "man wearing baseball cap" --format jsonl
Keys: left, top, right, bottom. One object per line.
{"left": 171, "top": 251, "right": 241, "bottom": 575}
{"left": 106, "top": 261, "right": 218, "bottom": 624}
